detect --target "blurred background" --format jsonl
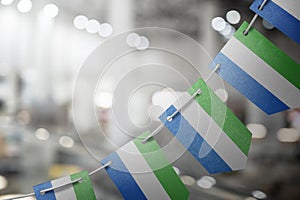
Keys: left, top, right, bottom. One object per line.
{"left": 0, "top": 0, "right": 299, "bottom": 199}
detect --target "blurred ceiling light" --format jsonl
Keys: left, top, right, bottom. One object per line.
{"left": 151, "top": 89, "right": 178, "bottom": 109}
{"left": 262, "top": 19, "right": 274, "bottom": 30}
{"left": 201, "top": 176, "right": 216, "bottom": 186}
{"left": 244, "top": 197, "right": 257, "bottom": 200}
{"left": 73, "top": 15, "right": 88, "bottom": 30}
{"left": 219, "top": 23, "right": 232, "bottom": 35}
{"left": 196, "top": 177, "right": 214, "bottom": 189}
{"left": 35, "top": 128, "right": 50, "bottom": 141}
{"left": 0, "top": 175, "right": 8, "bottom": 190}
{"left": 1, "top": 0, "right": 13, "bottom": 6}
{"left": 59, "top": 136, "right": 74, "bottom": 148}
{"left": 226, "top": 10, "right": 241, "bottom": 25}
{"left": 246, "top": 123, "right": 267, "bottom": 139}
{"left": 17, "top": 0, "right": 32, "bottom": 13}
{"left": 180, "top": 175, "right": 195, "bottom": 186}
{"left": 251, "top": 190, "right": 267, "bottom": 199}
{"left": 219, "top": 23, "right": 236, "bottom": 40}
{"left": 133, "top": 37, "right": 141, "bottom": 48}
{"left": 86, "top": 19, "right": 100, "bottom": 34}
{"left": 277, "top": 128, "right": 300, "bottom": 143}
{"left": 43, "top": 3, "right": 58, "bottom": 18}
{"left": 211, "top": 17, "right": 226, "bottom": 31}
{"left": 98, "top": 23, "right": 113, "bottom": 37}
{"left": 215, "top": 88, "right": 228, "bottom": 102}
{"left": 95, "top": 92, "right": 113, "bottom": 109}
{"left": 136, "top": 36, "right": 150, "bottom": 50}
{"left": 223, "top": 27, "right": 236, "bottom": 39}
{"left": 126, "top": 33, "right": 140, "bottom": 47}
{"left": 172, "top": 166, "right": 180, "bottom": 175}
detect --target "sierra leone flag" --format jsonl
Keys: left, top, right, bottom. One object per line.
{"left": 209, "top": 21, "right": 300, "bottom": 115}
{"left": 33, "top": 171, "right": 96, "bottom": 200}
{"left": 159, "top": 78, "right": 252, "bottom": 174}
{"left": 101, "top": 131, "right": 189, "bottom": 200}
{"left": 250, "top": 0, "right": 300, "bottom": 44}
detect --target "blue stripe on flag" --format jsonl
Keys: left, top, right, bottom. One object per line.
{"left": 33, "top": 181, "right": 56, "bottom": 200}
{"left": 159, "top": 105, "right": 232, "bottom": 174}
{"left": 101, "top": 152, "right": 147, "bottom": 200}
{"left": 250, "top": 0, "right": 300, "bottom": 44}
{"left": 210, "top": 52, "right": 289, "bottom": 114}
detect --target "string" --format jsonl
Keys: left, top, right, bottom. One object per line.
{"left": 89, "top": 161, "right": 112, "bottom": 176}
{"left": 39, "top": 178, "right": 83, "bottom": 195}
{"left": 243, "top": 0, "right": 269, "bottom": 35}
{"left": 204, "top": 63, "right": 220, "bottom": 83}
{"left": 166, "top": 89, "right": 202, "bottom": 122}
{"left": 142, "top": 124, "right": 164, "bottom": 143}
{"left": 3, "top": 161, "right": 112, "bottom": 200}
{"left": 0, "top": 1, "right": 272, "bottom": 196}
{"left": 2, "top": 193, "right": 36, "bottom": 200}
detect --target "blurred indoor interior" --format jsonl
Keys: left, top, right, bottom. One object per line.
{"left": 0, "top": 0, "right": 299, "bottom": 199}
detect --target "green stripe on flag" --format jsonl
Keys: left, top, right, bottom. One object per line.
{"left": 234, "top": 22, "right": 300, "bottom": 90}
{"left": 188, "top": 78, "right": 252, "bottom": 156}
{"left": 70, "top": 171, "right": 96, "bottom": 200}
{"left": 134, "top": 131, "right": 189, "bottom": 200}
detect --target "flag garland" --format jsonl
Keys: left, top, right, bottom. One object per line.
{"left": 250, "top": 0, "right": 300, "bottom": 44}
{"left": 33, "top": 171, "right": 96, "bottom": 200}
{"left": 209, "top": 21, "right": 300, "bottom": 115}
{"left": 5, "top": 1, "right": 300, "bottom": 199}
{"left": 159, "top": 78, "right": 252, "bottom": 174}
{"left": 100, "top": 131, "right": 189, "bottom": 200}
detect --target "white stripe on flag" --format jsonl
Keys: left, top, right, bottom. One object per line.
{"left": 52, "top": 176, "right": 77, "bottom": 200}
{"left": 117, "top": 142, "right": 170, "bottom": 200}
{"left": 173, "top": 92, "right": 247, "bottom": 170}
{"left": 221, "top": 36, "right": 300, "bottom": 108}
{"left": 272, "top": 0, "right": 300, "bottom": 19}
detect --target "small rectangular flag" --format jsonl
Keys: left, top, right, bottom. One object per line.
{"left": 101, "top": 131, "right": 189, "bottom": 200}
{"left": 159, "top": 78, "right": 252, "bottom": 174}
{"left": 33, "top": 171, "right": 96, "bottom": 200}
{"left": 250, "top": 0, "right": 300, "bottom": 44}
{"left": 209, "top": 21, "right": 300, "bottom": 115}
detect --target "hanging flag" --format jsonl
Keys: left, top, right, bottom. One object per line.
{"left": 101, "top": 131, "right": 189, "bottom": 200}
{"left": 33, "top": 171, "right": 96, "bottom": 200}
{"left": 159, "top": 78, "right": 252, "bottom": 174}
{"left": 209, "top": 21, "right": 300, "bottom": 115}
{"left": 250, "top": 0, "right": 300, "bottom": 44}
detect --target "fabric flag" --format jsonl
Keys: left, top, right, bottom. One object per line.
{"left": 33, "top": 171, "right": 96, "bottom": 200}
{"left": 159, "top": 78, "right": 252, "bottom": 174}
{"left": 250, "top": 0, "right": 300, "bottom": 44}
{"left": 101, "top": 131, "right": 189, "bottom": 200}
{"left": 209, "top": 21, "right": 300, "bottom": 115}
